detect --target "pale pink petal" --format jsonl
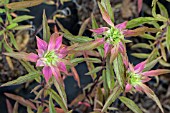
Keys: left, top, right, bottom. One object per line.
{"left": 36, "top": 59, "right": 45, "bottom": 67}
{"left": 90, "top": 27, "right": 109, "bottom": 34}
{"left": 48, "top": 33, "right": 59, "bottom": 51}
{"left": 55, "top": 35, "right": 62, "bottom": 50}
{"left": 27, "top": 53, "right": 38, "bottom": 62}
{"left": 115, "top": 21, "right": 128, "bottom": 31}
{"left": 134, "top": 60, "right": 147, "bottom": 73}
{"left": 43, "top": 66, "right": 52, "bottom": 83}
{"left": 57, "top": 62, "right": 68, "bottom": 74}
{"left": 104, "top": 42, "right": 111, "bottom": 57}
{"left": 125, "top": 83, "right": 132, "bottom": 92}
{"left": 141, "top": 69, "right": 170, "bottom": 76}
{"left": 36, "top": 49, "right": 45, "bottom": 57}
{"left": 36, "top": 36, "right": 47, "bottom": 51}
{"left": 138, "top": 0, "right": 143, "bottom": 13}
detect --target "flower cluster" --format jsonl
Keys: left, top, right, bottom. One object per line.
{"left": 28, "top": 33, "right": 68, "bottom": 83}
{"left": 125, "top": 60, "right": 170, "bottom": 93}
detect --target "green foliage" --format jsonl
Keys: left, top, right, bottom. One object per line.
{"left": 119, "top": 96, "right": 142, "bottom": 113}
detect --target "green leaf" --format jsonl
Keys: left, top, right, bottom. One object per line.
{"left": 152, "top": 0, "right": 157, "bottom": 17}
{"left": 27, "top": 106, "right": 34, "bottom": 113}
{"left": 126, "top": 17, "right": 157, "bottom": 28}
{"left": 53, "top": 78, "right": 68, "bottom": 111}
{"left": 1, "top": 71, "right": 40, "bottom": 86}
{"left": 4, "top": 42, "right": 13, "bottom": 52}
{"left": 140, "top": 84, "right": 164, "bottom": 113}
{"left": 0, "top": 30, "right": 5, "bottom": 36}
{"left": 85, "top": 66, "right": 103, "bottom": 75}
{"left": 159, "top": 59, "right": 170, "bottom": 67}
{"left": 160, "top": 43, "right": 167, "bottom": 61}
{"left": 8, "top": 32, "right": 20, "bottom": 50}
{"left": 0, "top": 17, "right": 3, "bottom": 23}
{"left": 7, "top": 0, "right": 43, "bottom": 9}
{"left": 70, "top": 58, "right": 101, "bottom": 64}
{"left": 13, "top": 25, "right": 32, "bottom": 30}
{"left": 47, "top": 89, "right": 68, "bottom": 112}
{"left": 105, "top": 0, "right": 114, "bottom": 23}
{"left": 0, "top": 8, "right": 5, "bottom": 13}
{"left": 49, "top": 95, "right": 57, "bottom": 113}
{"left": 102, "top": 69, "right": 109, "bottom": 98}
{"left": 91, "top": 14, "right": 99, "bottom": 29}
{"left": 19, "top": 60, "right": 36, "bottom": 72}
{"left": 78, "top": 18, "right": 90, "bottom": 36}
{"left": 43, "top": 10, "right": 51, "bottom": 42}
{"left": 119, "top": 96, "right": 142, "bottom": 113}
{"left": 56, "top": 20, "right": 72, "bottom": 34}
{"left": 12, "top": 15, "right": 34, "bottom": 23}
{"left": 113, "top": 53, "right": 125, "bottom": 89}
{"left": 140, "top": 34, "right": 156, "bottom": 40}
{"left": 74, "top": 39, "right": 103, "bottom": 51}
{"left": 36, "top": 106, "right": 44, "bottom": 113}
{"left": 6, "top": 23, "right": 18, "bottom": 30}
{"left": 63, "top": 33, "right": 93, "bottom": 43}
{"left": 166, "top": 25, "right": 170, "bottom": 51}
{"left": 131, "top": 53, "right": 149, "bottom": 59}
{"left": 106, "top": 56, "right": 114, "bottom": 90}
{"left": 102, "top": 86, "right": 122, "bottom": 112}
{"left": 143, "top": 57, "right": 161, "bottom": 72}
{"left": 157, "top": 2, "right": 169, "bottom": 18}
{"left": 131, "top": 43, "right": 152, "bottom": 50}
{"left": 6, "top": 12, "right": 13, "bottom": 24}
{"left": 147, "top": 48, "right": 159, "bottom": 62}
{"left": 2, "top": 0, "right": 9, "bottom": 4}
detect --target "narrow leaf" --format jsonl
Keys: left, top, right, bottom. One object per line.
{"left": 78, "top": 18, "right": 90, "bottom": 36}
{"left": 102, "top": 86, "right": 122, "bottom": 112}
{"left": 49, "top": 95, "right": 57, "bottom": 113}
{"left": 85, "top": 66, "right": 103, "bottom": 75}
{"left": 131, "top": 53, "right": 149, "bottom": 59}
{"left": 13, "top": 25, "right": 32, "bottom": 30}
{"left": 7, "top": 0, "right": 43, "bottom": 9}
{"left": 166, "top": 25, "right": 170, "bottom": 51}
{"left": 140, "top": 84, "right": 164, "bottom": 113}
{"left": 126, "top": 17, "right": 157, "bottom": 28}
{"left": 131, "top": 43, "right": 152, "bottom": 50}
{"left": 119, "top": 96, "right": 142, "bottom": 113}
{"left": 43, "top": 10, "right": 51, "bottom": 42}
{"left": 12, "top": 15, "right": 34, "bottom": 23}
{"left": 4, "top": 93, "right": 36, "bottom": 110}
{"left": 1, "top": 71, "right": 40, "bottom": 86}
{"left": 159, "top": 59, "right": 170, "bottom": 67}
{"left": 157, "top": 2, "right": 169, "bottom": 18}
{"left": 113, "top": 53, "right": 125, "bottom": 89}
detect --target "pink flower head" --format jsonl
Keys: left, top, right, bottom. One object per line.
{"left": 90, "top": 3, "right": 129, "bottom": 60}
{"left": 125, "top": 60, "right": 170, "bottom": 93}
{"left": 27, "top": 33, "right": 68, "bottom": 83}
